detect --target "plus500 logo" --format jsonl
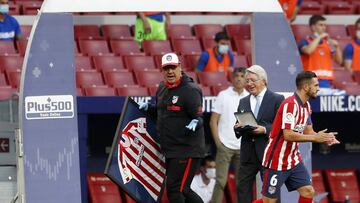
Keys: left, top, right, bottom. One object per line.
{"left": 25, "top": 95, "right": 74, "bottom": 120}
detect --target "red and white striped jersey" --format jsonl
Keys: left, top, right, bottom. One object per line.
{"left": 262, "top": 94, "right": 312, "bottom": 171}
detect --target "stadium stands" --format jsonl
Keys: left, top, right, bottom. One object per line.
{"left": 324, "top": 169, "right": 360, "bottom": 202}
{"left": 312, "top": 170, "right": 329, "bottom": 203}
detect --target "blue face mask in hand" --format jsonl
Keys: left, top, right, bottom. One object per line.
{"left": 218, "top": 44, "right": 229, "bottom": 55}
{"left": 0, "top": 4, "right": 9, "bottom": 14}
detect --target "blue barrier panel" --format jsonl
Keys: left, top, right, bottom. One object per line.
{"left": 19, "top": 13, "right": 82, "bottom": 203}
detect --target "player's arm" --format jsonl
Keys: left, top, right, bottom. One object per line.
{"left": 329, "top": 38, "right": 343, "bottom": 65}
{"left": 304, "top": 124, "right": 340, "bottom": 146}
{"left": 137, "top": 12, "right": 151, "bottom": 34}
{"left": 210, "top": 112, "right": 221, "bottom": 147}
{"left": 283, "top": 128, "right": 335, "bottom": 143}
{"left": 343, "top": 44, "right": 354, "bottom": 74}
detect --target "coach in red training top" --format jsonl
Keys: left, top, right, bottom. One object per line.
{"left": 253, "top": 71, "right": 340, "bottom": 203}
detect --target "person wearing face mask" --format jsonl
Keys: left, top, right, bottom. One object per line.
{"left": 139, "top": 53, "right": 205, "bottom": 203}
{"left": 0, "top": 0, "right": 21, "bottom": 41}
{"left": 343, "top": 18, "right": 360, "bottom": 75}
{"left": 234, "top": 65, "right": 284, "bottom": 203}
{"left": 298, "top": 15, "right": 342, "bottom": 90}
{"left": 197, "top": 31, "right": 234, "bottom": 75}
{"left": 191, "top": 156, "right": 216, "bottom": 203}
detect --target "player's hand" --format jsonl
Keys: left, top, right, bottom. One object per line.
{"left": 138, "top": 102, "right": 149, "bottom": 111}
{"left": 326, "top": 138, "right": 340, "bottom": 146}
{"left": 252, "top": 125, "right": 266, "bottom": 134}
{"left": 185, "top": 119, "right": 199, "bottom": 132}
{"left": 316, "top": 129, "right": 337, "bottom": 143}
{"left": 329, "top": 38, "right": 339, "bottom": 48}
{"left": 319, "top": 33, "right": 329, "bottom": 39}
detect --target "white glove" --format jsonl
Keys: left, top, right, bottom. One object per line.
{"left": 138, "top": 102, "right": 149, "bottom": 111}
{"left": 185, "top": 119, "right": 199, "bottom": 132}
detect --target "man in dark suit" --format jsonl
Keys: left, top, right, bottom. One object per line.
{"left": 234, "top": 65, "right": 284, "bottom": 203}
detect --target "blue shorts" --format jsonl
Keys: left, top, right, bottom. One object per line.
{"left": 261, "top": 162, "right": 312, "bottom": 198}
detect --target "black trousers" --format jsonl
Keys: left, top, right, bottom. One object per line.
{"left": 165, "top": 157, "right": 204, "bottom": 203}
{"left": 237, "top": 152, "right": 264, "bottom": 203}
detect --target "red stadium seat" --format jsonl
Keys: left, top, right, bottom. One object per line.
{"left": 197, "top": 72, "right": 229, "bottom": 86}
{"left": 353, "top": 71, "right": 360, "bottom": 84}
{"left": 74, "top": 25, "right": 102, "bottom": 40}
{"left": 134, "top": 70, "right": 163, "bottom": 87}
{"left": 326, "top": 2, "right": 355, "bottom": 14}
{"left": 93, "top": 56, "right": 126, "bottom": 72}
{"left": 233, "top": 55, "right": 249, "bottom": 67}
{"left": 87, "top": 173, "right": 122, "bottom": 203}
{"left": 22, "top": 3, "right": 41, "bottom": 15}
{"left": 338, "top": 39, "right": 352, "bottom": 50}
{"left": 194, "top": 24, "right": 223, "bottom": 39}
{"left": 299, "top": 2, "right": 325, "bottom": 15}
{"left": 116, "top": 86, "right": 149, "bottom": 96}
{"left": 77, "top": 88, "right": 83, "bottom": 96}
{"left": 142, "top": 40, "right": 172, "bottom": 55}
{"left": 172, "top": 39, "right": 202, "bottom": 55}
{"left": 0, "top": 56, "right": 23, "bottom": 72}
{"left": 148, "top": 86, "right": 158, "bottom": 96}
{"left": 0, "top": 41, "right": 18, "bottom": 56}
{"left": 84, "top": 86, "right": 116, "bottom": 96}
{"left": 225, "top": 24, "right": 251, "bottom": 39}
{"left": 75, "top": 56, "right": 94, "bottom": 71}
{"left": 326, "top": 25, "right": 349, "bottom": 40}
{"left": 198, "top": 84, "right": 211, "bottom": 96}
{"left": 104, "top": 71, "right": 136, "bottom": 87}
{"left": 184, "top": 54, "right": 200, "bottom": 71}
{"left": 167, "top": 24, "right": 193, "bottom": 39}
{"left": 76, "top": 71, "right": 105, "bottom": 88}
{"left": 184, "top": 71, "right": 198, "bottom": 83}
{"left": 110, "top": 40, "right": 142, "bottom": 56}
{"left": 291, "top": 25, "right": 312, "bottom": 41}
{"left": 0, "top": 87, "right": 17, "bottom": 100}
{"left": 123, "top": 56, "right": 156, "bottom": 72}
{"left": 211, "top": 84, "right": 230, "bottom": 96}
{"left": 312, "top": 170, "right": 329, "bottom": 203}
{"left": 225, "top": 171, "right": 237, "bottom": 203}
{"left": 233, "top": 39, "right": 252, "bottom": 55}
{"left": 333, "top": 69, "right": 355, "bottom": 89}
{"left": 20, "top": 25, "right": 32, "bottom": 39}
{"left": 101, "top": 25, "right": 132, "bottom": 40}
{"left": 6, "top": 70, "right": 21, "bottom": 89}
{"left": 0, "top": 73, "right": 8, "bottom": 86}
{"left": 324, "top": 169, "right": 360, "bottom": 202}
{"left": 16, "top": 39, "right": 28, "bottom": 56}
{"left": 347, "top": 25, "right": 356, "bottom": 38}
{"left": 9, "top": 4, "right": 20, "bottom": 15}
{"left": 343, "top": 83, "right": 360, "bottom": 95}
{"left": 200, "top": 38, "right": 216, "bottom": 50}
{"left": 78, "top": 40, "right": 111, "bottom": 56}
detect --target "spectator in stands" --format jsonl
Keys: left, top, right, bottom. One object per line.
{"left": 191, "top": 156, "right": 216, "bottom": 203}
{"left": 139, "top": 53, "right": 205, "bottom": 203}
{"left": 278, "top": 0, "right": 302, "bottom": 23}
{"left": 134, "top": 12, "right": 170, "bottom": 45}
{"left": 197, "top": 32, "right": 234, "bottom": 75}
{"left": 253, "top": 71, "right": 340, "bottom": 203}
{"left": 343, "top": 18, "right": 360, "bottom": 74}
{"left": 210, "top": 67, "right": 248, "bottom": 203}
{"left": 298, "top": 15, "right": 342, "bottom": 91}
{"left": 234, "top": 65, "right": 284, "bottom": 203}
{"left": 0, "top": 0, "right": 21, "bottom": 40}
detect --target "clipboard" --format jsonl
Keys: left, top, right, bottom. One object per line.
{"left": 234, "top": 111, "right": 258, "bottom": 128}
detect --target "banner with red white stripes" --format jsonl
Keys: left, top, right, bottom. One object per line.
{"left": 105, "top": 97, "right": 166, "bottom": 203}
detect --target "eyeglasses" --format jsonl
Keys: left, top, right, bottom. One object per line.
{"left": 245, "top": 78, "right": 262, "bottom": 84}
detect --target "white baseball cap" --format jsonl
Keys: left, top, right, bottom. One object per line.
{"left": 247, "top": 65, "right": 268, "bottom": 83}
{"left": 161, "top": 53, "right": 180, "bottom": 68}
